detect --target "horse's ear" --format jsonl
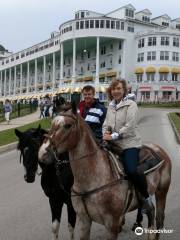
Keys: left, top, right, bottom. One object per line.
{"left": 71, "top": 101, "right": 77, "bottom": 115}
{"left": 35, "top": 124, "right": 41, "bottom": 134}
{"left": 15, "top": 129, "right": 22, "bottom": 138}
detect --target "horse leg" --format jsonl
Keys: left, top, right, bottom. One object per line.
{"left": 67, "top": 200, "right": 76, "bottom": 240}
{"left": 49, "top": 197, "right": 63, "bottom": 240}
{"left": 132, "top": 207, "right": 143, "bottom": 231}
{"left": 76, "top": 214, "right": 92, "bottom": 240}
{"left": 106, "top": 230, "right": 118, "bottom": 240}
{"left": 155, "top": 183, "right": 170, "bottom": 239}
{"left": 146, "top": 203, "right": 156, "bottom": 240}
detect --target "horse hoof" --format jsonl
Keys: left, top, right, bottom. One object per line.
{"left": 132, "top": 222, "right": 142, "bottom": 232}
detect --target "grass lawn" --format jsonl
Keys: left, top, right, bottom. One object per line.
{"left": 138, "top": 102, "right": 180, "bottom": 108}
{"left": 169, "top": 112, "right": 180, "bottom": 134}
{"left": 0, "top": 118, "right": 52, "bottom": 146}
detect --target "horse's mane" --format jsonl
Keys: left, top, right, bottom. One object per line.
{"left": 77, "top": 114, "right": 100, "bottom": 147}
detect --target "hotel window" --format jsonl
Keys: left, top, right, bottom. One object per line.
{"left": 80, "top": 21, "right": 84, "bottom": 29}
{"left": 147, "top": 73, "right": 155, "bottom": 82}
{"left": 148, "top": 37, "right": 156, "bottom": 46}
{"left": 76, "top": 21, "right": 79, "bottom": 30}
{"left": 176, "top": 24, "right": 180, "bottom": 30}
{"left": 162, "top": 22, "right": 169, "bottom": 27}
{"left": 95, "top": 20, "right": 99, "bottom": 28}
{"left": 118, "top": 55, "right": 121, "bottom": 64}
{"left": 121, "top": 22, "right": 124, "bottom": 30}
{"left": 142, "top": 16, "right": 150, "bottom": 22}
{"left": 159, "top": 73, "right": 168, "bottom": 81}
{"left": 119, "top": 41, "right": 122, "bottom": 50}
{"left": 172, "top": 52, "right": 179, "bottom": 61}
{"left": 111, "top": 21, "right": 115, "bottom": 29}
{"left": 85, "top": 20, "right": 89, "bottom": 28}
{"left": 160, "top": 51, "right": 169, "bottom": 60}
{"left": 87, "top": 51, "right": 90, "bottom": 58}
{"left": 136, "top": 73, "right": 143, "bottom": 82}
{"left": 106, "top": 20, "right": 110, "bottom": 28}
{"left": 161, "top": 37, "right": 169, "bottom": 46}
{"left": 125, "top": 9, "right": 134, "bottom": 18}
{"left": 80, "top": 66, "right": 84, "bottom": 73}
{"left": 101, "top": 46, "right": 106, "bottom": 55}
{"left": 172, "top": 73, "right": 178, "bottom": 81}
{"left": 147, "top": 51, "right": 156, "bottom": 61}
{"left": 138, "top": 38, "right": 144, "bottom": 48}
{"left": 173, "top": 37, "right": 179, "bottom": 47}
{"left": 116, "top": 21, "right": 120, "bottom": 29}
{"left": 87, "top": 63, "right": 90, "bottom": 71}
{"left": 90, "top": 20, "right": 94, "bottom": 28}
{"left": 81, "top": 12, "right": 85, "bottom": 18}
{"left": 100, "top": 20, "right": 104, "bottom": 28}
{"left": 137, "top": 53, "right": 144, "bottom": 62}
{"left": 127, "top": 26, "right": 134, "bottom": 32}
{"left": 141, "top": 92, "right": 150, "bottom": 100}
{"left": 100, "top": 61, "right": 105, "bottom": 68}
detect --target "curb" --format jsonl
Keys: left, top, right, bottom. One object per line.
{"left": 168, "top": 113, "right": 180, "bottom": 144}
{"left": 0, "top": 142, "right": 18, "bottom": 154}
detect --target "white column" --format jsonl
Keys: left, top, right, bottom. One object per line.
{"left": 95, "top": 37, "right": 100, "bottom": 95}
{"left": 14, "top": 66, "right": 17, "bottom": 96}
{"left": 0, "top": 71, "right": 2, "bottom": 97}
{"left": 27, "top": 61, "right": 30, "bottom": 94}
{"left": 52, "top": 52, "right": 55, "bottom": 92}
{"left": 9, "top": 68, "right": 12, "bottom": 95}
{"left": 20, "top": 64, "right": 22, "bottom": 95}
{"left": 43, "top": 55, "right": 46, "bottom": 92}
{"left": 72, "top": 38, "right": 76, "bottom": 85}
{"left": 121, "top": 39, "right": 126, "bottom": 79}
{"left": 35, "top": 59, "right": 37, "bottom": 93}
{"left": 95, "top": 37, "right": 100, "bottom": 83}
{"left": 4, "top": 69, "right": 7, "bottom": 97}
{"left": 60, "top": 42, "right": 64, "bottom": 84}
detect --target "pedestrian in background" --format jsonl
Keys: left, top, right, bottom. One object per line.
{"left": 39, "top": 98, "right": 45, "bottom": 119}
{"left": 3, "top": 99, "right": 12, "bottom": 124}
{"left": 44, "top": 95, "right": 51, "bottom": 118}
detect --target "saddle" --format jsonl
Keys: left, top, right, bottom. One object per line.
{"left": 103, "top": 142, "right": 164, "bottom": 178}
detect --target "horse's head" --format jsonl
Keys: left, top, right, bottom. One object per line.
{"left": 15, "top": 125, "right": 47, "bottom": 183}
{"left": 38, "top": 102, "right": 79, "bottom": 164}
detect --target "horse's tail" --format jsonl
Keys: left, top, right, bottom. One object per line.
{"left": 150, "top": 144, "right": 172, "bottom": 231}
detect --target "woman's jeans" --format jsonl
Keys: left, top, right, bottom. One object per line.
{"left": 122, "top": 148, "right": 149, "bottom": 199}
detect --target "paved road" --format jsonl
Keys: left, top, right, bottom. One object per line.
{"left": 0, "top": 108, "right": 179, "bottom": 240}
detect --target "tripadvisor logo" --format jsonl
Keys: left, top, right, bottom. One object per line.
{"left": 135, "top": 227, "right": 174, "bottom": 235}
{"left": 135, "top": 227, "right": 143, "bottom": 235}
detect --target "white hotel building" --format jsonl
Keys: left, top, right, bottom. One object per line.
{"left": 1, "top": 3, "right": 180, "bottom": 102}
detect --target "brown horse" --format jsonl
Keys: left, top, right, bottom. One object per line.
{"left": 38, "top": 104, "right": 172, "bottom": 240}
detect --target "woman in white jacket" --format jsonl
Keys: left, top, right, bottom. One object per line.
{"left": 103, "top": 79, "right": 154, "bottom": 215}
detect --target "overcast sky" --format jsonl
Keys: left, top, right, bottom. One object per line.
{"left": 0, "top": 0, "right": 180, "bottom": 53}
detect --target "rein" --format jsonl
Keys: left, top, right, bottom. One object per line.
{"left": 71, "top": 177, "right": 123, "bottom": 197}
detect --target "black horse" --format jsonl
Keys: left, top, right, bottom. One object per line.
{"left": 15, "top": 125, "right": 76, "bottom": 240}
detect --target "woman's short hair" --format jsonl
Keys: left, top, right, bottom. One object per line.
{"left": 107, "top": 79, "right": 128, "bottom": 100}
